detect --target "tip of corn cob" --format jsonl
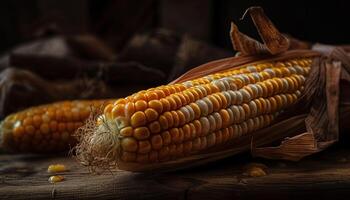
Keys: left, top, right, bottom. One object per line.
{"left": 74, "top": 109, "right": 121, "bottom": 171}
{"left": 0, "top": 114, "right": 17, "bottom": 152}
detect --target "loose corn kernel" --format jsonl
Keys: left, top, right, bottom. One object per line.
{"left": 244, "top": 165, "right": 268, "bottom": 177}
{"left": 48, "top": 175, "right": 64, "bottom": 183}
{"left": 47, "top": 164, "right": 67, "bottom": 173}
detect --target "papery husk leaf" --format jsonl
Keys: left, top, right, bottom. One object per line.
{"left": 251, "top": 47, "right": 350, "bottom": 161}
{"left": 230, "top": 7, "right": 290, "bottom": 56}
{"left": 230, "top": 22, "right": 269, "bottom": 55}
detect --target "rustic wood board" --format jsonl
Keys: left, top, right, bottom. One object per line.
{"left": 2, "top": 144, "right": 350, "bottom": 200}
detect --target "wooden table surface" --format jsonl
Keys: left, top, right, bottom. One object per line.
{"left": 2, "top": 143, "right": 350, "bottom": 200}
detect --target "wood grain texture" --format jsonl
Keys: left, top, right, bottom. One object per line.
{"left": 2, "top": 144, "right": 350, "bottom": 200}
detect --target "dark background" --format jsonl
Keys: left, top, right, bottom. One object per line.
{"left": 0, "top": 0, "right": 348, "bottom": 54}
{"left": 0, "top": 0, "right": 348, "bottom": 117}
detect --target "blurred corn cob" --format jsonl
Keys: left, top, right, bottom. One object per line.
{"left": 76, "top": 57, "right": 313, "bottom": 170}
{"left": 0, "top": 100, "right": 110, "bottom": 153}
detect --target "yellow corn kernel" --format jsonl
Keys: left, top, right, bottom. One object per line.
{"left": 47, "top": 164, "right": 67, "bottom": 173}
{"left": 48, "top": 175, "right": 64, "bottom": 183}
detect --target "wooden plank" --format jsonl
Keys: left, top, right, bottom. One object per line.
{"left": 2, "top": 144, "right": 350, "bottom": 200}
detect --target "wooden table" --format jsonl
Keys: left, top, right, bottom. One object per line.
{"left": 2, "top": 143, "right": 350, "bottom": 200}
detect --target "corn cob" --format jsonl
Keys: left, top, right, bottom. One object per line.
{"left": 78, "top": 57, "right": 313, "bottom": 169}
{"left": 0, "top": 100, "right": 110, "bottom": 153}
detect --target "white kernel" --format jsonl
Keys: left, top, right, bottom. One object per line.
{"left": 281, "top": 95, "right": 288, "bottom": 107}
{"left": 249, "top": 101, "right": 258, "bottom": 117}
{"left": 115, "top": 117, "right": 129, "bottom": 129}
{"left": 203, "top": 97, "right": 214, "bottom": 114}
{"left": 226, "top": 78, "right": 238, "bottom": 90}
{"left": 183, "top": 81, "right": 193, "bottom": 88}
{"left": 205, "top": 76, "right": 214, "bottom": 81}
{"left": 213, "top": 112, "right": 222, "bottom": 130}
{"left": 196, "top": 86, "right": 207, "bottom": 96}
{"left": 227, "top": 107, "right": 234, "bottom": 124}
{"left": 241, "top": 74, "right": 250, "bottom": 84}
{"left": 240, "top": 89, "right": 252, "bottom": 103}
{"left": 212, "top": 80, "right": 226, "bottom": 91}
{"left": 223, "top": 91, "right": 232, "bottom": 107}
{"left": 247, "top": 66, "right": 257, "bottom": 72}
{"left": 238, "top": 106, "right": 246, "bottom": 122}
{"left": 200, "top": 117, "right": 210, "bottom": 135}
{"left": 230, "top": 105, "right": 240, "bottom": 123}
{"left": 196, "top": 100, "right": 209, "bottom": 116}
{"left": 235, "top": 91, "right": 243, "bottom": 104}
{"left": 255, "top": 84, "right": 264, "bottom": 98}
{"left": 221, "top": 78, "right": 231, "bottom": 91}
{"left": 251, "top": 72, "right": 261, "bottom": 82}
{"left": 264, "top": 68, "right": 276, "bottom": 77}
{"left": 180, "top": 107, "right": 191, "bottom": 123}
{"left": 233, "top": 75, "right": 247, "bottom": 85}
{"left": 249, "top": 84, "right": 260, "bottom": 98}
{"left": 228, "top": 90, "right": 237, "bottom": 104}
{"left": 185, "top": 105, "right": 195, "bottom": 121}
{"left": 281, "top": 79, "right": 289, "bottom": 92}
{"left": 208, "top": 115, "right": 216, "bottom": 132}
{"left": 49, "top": 175, "right": 64, "bottom": 184}
{"left": 288, "top": 66, "right": 297, "bottom": 74}
{"left": 294, "top": 65, "right": 304, "bottom": 75}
